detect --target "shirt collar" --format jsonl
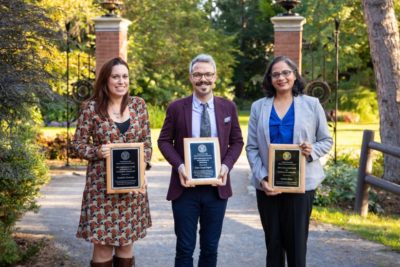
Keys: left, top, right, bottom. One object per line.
{"left": 193, "top": 94, "right": 214, "bottom": 109}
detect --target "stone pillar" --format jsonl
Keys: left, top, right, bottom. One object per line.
{"left": 92, "top": 16, "right": 132, "bottom": 77}
{"left": 271, "top": 16, "right": 306, "bottom": 73}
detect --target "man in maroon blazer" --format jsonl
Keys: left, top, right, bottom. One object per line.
{"left": 158, "top": 54, "right": 243, "bottom": 267}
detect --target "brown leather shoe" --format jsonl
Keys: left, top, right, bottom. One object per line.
{"left": 113, "top": 255, "right": 135, "bottom": 267}
{"left": 90, "top": 258, "right": 113, "bottom": 267}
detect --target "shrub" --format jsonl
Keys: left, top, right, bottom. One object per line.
{"left": 40, "top": 98, "right": 67, "bottom": 123}
{"left": 0, "top": 134, "right": 50, "bottom": 233}
{"left": 0, "top": 127, "right": 50, "bottom": 266}
{"left": 0, "top": 232, "right": 44, "bottom": 266}
{"left": 315, "top": 153, "right": 383, "bottom": 213}
{"left": 0, "top": 1, "right": 59, "bottom": 264}
{"left": 147, "top": 104, "right": 166, "bottom": 129}
{"left": 0, "top": 232, "right": 20, "bottom": 266}
{"left": 339, "top": 86, "right": 379, "bottom": 123}
{"left": 36, "top": 132, "right": 78, "bottom": 160}
{"left": 234, "top": 98, "right": 255, "bottom": 111}
{"left": 371, "top": 151, "right": 384, "bottom": 178}
{"left": 314, "top": 161, "right": 359, "bottom": 208}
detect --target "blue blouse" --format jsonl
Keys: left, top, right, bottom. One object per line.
{"left": 269, "top": 102, "right": 294, "bottom": 144}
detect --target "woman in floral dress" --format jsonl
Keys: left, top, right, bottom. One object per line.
{"left": 73, "top": 57, "right": 152, "bottom": 267}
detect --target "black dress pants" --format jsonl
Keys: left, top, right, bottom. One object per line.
{"left": 256, "top": 189, "right": 315, "bottom": 267}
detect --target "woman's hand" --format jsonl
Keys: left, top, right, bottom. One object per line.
{"left": 98, "top": 144, "right": 110, "bottom": 158}
{"left": 299, "top": 142, "right": 312, "bottom": 157}
{"left": 139, "top": 176, "right": 148, "bottom": 194}
{"left": 260, "top": 178, "right": 281, "bottom": 196}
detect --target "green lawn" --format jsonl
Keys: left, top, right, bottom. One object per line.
{"left": 41, "top": 115, "right": 380, "bottom": 161}
{"left": 312, "top": 207, "right": 400, "bottom": 252}
{"left": 151, "top": 128, "right": 163, "bottom": 161}
{"left": 238, "top": 111, "right": 380, "bottom": 149}
{"left": 237, "top": 111, "right": 379, "bottom": 156}
{"left": 332, "top": 122, "right": 380, "bottom": 151}
{"left": 40, "top": 127, "right": 70, "bottom": 138}
{"left": 150, "top": 118, "right": 379, "bottom": 160}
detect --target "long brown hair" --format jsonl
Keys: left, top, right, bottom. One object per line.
{"left": 88, "top": 57, "right": 130, "bottom": 118}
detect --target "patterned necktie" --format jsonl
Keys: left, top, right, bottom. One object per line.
{"left": 200, "top": 103, "right": 211, "bottom": 137}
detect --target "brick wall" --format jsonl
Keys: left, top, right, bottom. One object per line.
{"left": 93, "top": 17, "right": 131, "bottom": 77}
{"left": 274, "top": 31, "right": 303, "bottom": 73}
{"left": 271, "top": 16, "right": 306, "bottom": 73}
{"left": 95, "top": 30, "right": 128, "bottom": 75}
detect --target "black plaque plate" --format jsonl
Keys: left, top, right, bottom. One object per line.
{"left": 106, "top": 143, "right": 144, "bottom": 193}
{"left": 111, "top": 148, "right": 140, "bottom": 188}
{"left": 190, "top": 142, "right": 216, "bottom": 179}
{"left": 274, "top": 149, "right": 300, "bottom": 187}
{"left": 184, "top": 138, "right": 221, "bottom": 185}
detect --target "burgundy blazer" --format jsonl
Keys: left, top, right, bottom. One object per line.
{"left": 158, "top": 95, "right": 244, "bottom": 201}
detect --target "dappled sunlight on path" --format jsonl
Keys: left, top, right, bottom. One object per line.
{"left": 16, "top": 157, "right": 400, "bottom": 266}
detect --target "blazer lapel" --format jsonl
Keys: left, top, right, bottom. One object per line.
{"left": 262, "top": 97, "right": 273, "bottom": 146}
{"left": 214, "top": 97, "right": 224, "bottom": 142}
{"left": 183, "top": 95, "right": 193, "bottom": 137}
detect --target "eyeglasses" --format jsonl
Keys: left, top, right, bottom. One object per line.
{"left": 191, "top": 72, "right": 215, "bottom": 81}
{"left": 270, "top": 70, "right": 293, "bottom": 79}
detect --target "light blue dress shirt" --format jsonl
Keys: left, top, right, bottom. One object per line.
{"left": 192, "top": 95, "right": 218, "bottom": 138}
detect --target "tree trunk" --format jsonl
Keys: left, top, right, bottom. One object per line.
{"left": 362, "top": 0, "right": 400, "bottom": 182}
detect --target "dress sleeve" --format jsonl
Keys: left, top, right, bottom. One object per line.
{"left": 137, "top": 98, "right": 152, "bottom": 167}
{"left": 72, "top": 103, "right": 102, "bottom": 161}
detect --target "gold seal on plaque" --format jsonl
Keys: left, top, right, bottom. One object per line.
{"left": 282, "top": 151, "right": 292, "bottom": 161}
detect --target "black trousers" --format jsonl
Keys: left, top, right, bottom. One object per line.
{"left": 256, "top": 189, "right": 315, "bottom": 267}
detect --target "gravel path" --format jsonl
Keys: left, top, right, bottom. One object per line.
{"left": 17, "top": 157, "right": 400, "bottom": 266}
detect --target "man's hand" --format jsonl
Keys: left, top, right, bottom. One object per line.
{"left": 260, "top": 177, "right": 281, "bottom": 196}
{"left": 214, "top": 164, "right": 229, "bottom": 186}
{"left": 178, "top": 164, "right": 194, "bottom": 187}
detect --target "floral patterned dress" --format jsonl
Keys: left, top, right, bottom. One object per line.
{"left": 72, "top": 96, "right": 152, "bottom": 246}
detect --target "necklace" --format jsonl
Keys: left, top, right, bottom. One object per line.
{"left": 110, "top": 106, "right": 121, "bottom": 118}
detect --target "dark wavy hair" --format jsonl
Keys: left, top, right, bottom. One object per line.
{"left": 86, "top": 57, "right": 129, "bottom": 118}
{"left": 262, "top": 56, "right": 305, "bottom": 98}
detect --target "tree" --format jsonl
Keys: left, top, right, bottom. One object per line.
{"left": 207, "top": 0, "right": 276, "bottom": 101}
{"left": 0, "top": 1, "right": 56, "bottom": 263}
{"left": 123, "top": 0, "right": 237, "bottom": 106}
{"left": 35, "top": 0, "right": 101, "bottom": 123}
{"left": 362, "top": 0, "right": 400, "bottom": 182}
{"left": 300, "top": 1, "right": 368, "bottom": 79}
{"left": 0, "top": 1, "right": 58, "bottom": 123}
{"left": 298, "top": 1, "right": 377, "bottom": 119}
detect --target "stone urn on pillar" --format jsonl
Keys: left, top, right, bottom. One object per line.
{"left": 273, "top": 0, "right": 301, "bottom": 16}
{"left": 271, "top": 0, "right": 306, "bottom": 73}
{"left": 100, "top": 0, "right": 124, "bottom": 17}
{"left": 93, "top": 0, "right": 131, "bottom": 77}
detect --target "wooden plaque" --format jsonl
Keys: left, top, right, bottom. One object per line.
{"left": 184, "top": 137, "right": 221, "bottom": 185}
{"left": 268, "top": 144, "right": 305, "bottom": 193}
{"left": 106, "top": 143, "right": 145, "bottom": 194}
